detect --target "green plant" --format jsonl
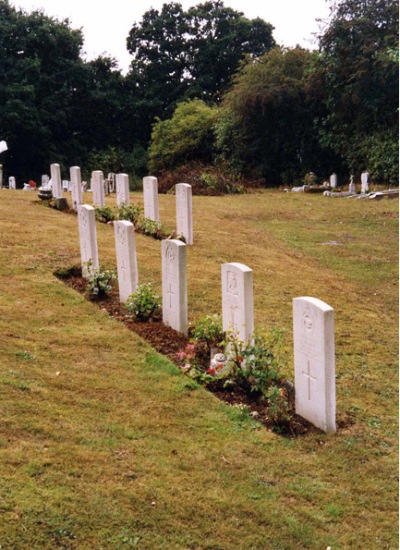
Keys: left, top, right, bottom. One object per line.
{"left": 84, "top": 262, "right": 115, "bottom": 298}
{"left": 136, "top": 217, "right": 163, "bottom": 239}
{"left": 192, "top": 314, "right": 224, "bottom": 354}
{"left": 265, "top": 384, "right": 292, "bottom": 426}
{"left": 125, "top": 283, "right": 161, "bottom": 321}
{"left": 116, "top": 203, "right": 143, "bottom": 225}
{"left": 95, "top": 206, "right": 115, "bottom": 223}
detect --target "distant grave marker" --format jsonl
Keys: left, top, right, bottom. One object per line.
{"left": 143, "top": 176, "right": 159, "bottom": 223}
{"left": 221, "top": 262, "right": 254, "bottom": 344}
{"left": 50, "top": 163, "right": 62, "bottom": 199}
{"left": 176, "top": 183, "right": 193, "bottom": 245}
{"left": 70, "top": 166, "right": 83, "bottom": 210}
{"left": 92, "top": 170, "right": 105, "bottom": 207}
{"left": 116, "top": 173, "right": 130, "bottom": 207}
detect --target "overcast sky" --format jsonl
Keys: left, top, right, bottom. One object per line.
{"left": 11, "top": 0, "right": 332, "bottom": 74}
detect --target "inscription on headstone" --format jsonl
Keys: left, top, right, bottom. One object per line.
{"left": 143, "top": 176, "right": 159, "bottom": 223}
{"left": 221, "top": 262, "right": 254, "bottom": 344}
{"left": 162, "top": 239, "right": 187, "bottom": 335}
{"left": 92, "top": 170, "right": 105, "bottom": 207}
{"left": 77, "top": 205, "right": 99, "bottom": 277}
{"left": 116, "top": 173, "right": 130, "bottom": 207}
{"left": 50, "top": 163, "right": 62, "bottom": 199}
{"left": 114, "top": 220, "right": 138, "bottom": 303}
{"left": 176, "top": 183, "right": 193, "bottom": 245}
{"left": 293, "top": 296, "right": 336, "bottom": 433}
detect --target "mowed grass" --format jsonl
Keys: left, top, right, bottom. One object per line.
{"left": 0, "top": 189, "right": 397, "bottom": 549}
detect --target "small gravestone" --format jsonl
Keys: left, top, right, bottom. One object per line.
{"left": 41, "top": 174, "right": 50, "bottom": 186}
{"left": 293, "top": 296, "right": 336, "bottom": 433}
{"left": 50, "top": 163, "right": 62, "bottom": 199}
{"left": 62, "top": 180, "right": 69, "bottom": 191}
{"left": 176, "top": 183, "right": 193, "bottom": 245}
{"left": 114, "top": 220, "right": 138, "bottom": 303}
{"left": 116, "top": 173, "right": 130, "bottom": 207}
{"left": 143, "top": 176, "right": 159, "bottom": 223}
{"left": 162, "top": 239, "right": 187, "bottom": 335}
{"left": 361, "top": 172, "right": 369, "bottom": 193}
{"left": 221, "top": 262, "right": 254, "bottom": 344}
{"left": 330, "top": 173, "right": 337, "bottom": 188}
{"left": 70, "top": 166, "right": 83, "bottom": 210}
{"left": 348, "top": 175, "right": 356, "bottom": 194}
{"left": 77, "top": 205, "right": 99, "bottom": 277}
{"left": 92, "top": 170, "right": 105, "bottom": 207}
{"left": 9, "top": 176, "right": 16, "bottom": 190}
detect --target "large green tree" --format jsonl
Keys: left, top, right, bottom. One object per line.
{"left": 315, "top": 0, "right": 399, "bottom": 182}
{"left": 126, "top": 1, "right": 275, "bottom": 144}
{"left": 216, "top": 47, "right": 339, "bottom": 185}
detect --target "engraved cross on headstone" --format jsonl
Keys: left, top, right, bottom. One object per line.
{"left": 167, "top": 282, "right": 175, "bottom": 308}
{"left": 302, "top": 360, "right": 316, "bottom": 401}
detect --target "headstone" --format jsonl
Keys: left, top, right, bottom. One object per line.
{"left": 41, "top": 174, "right": 50, "bottom": 186}
{"left": 348, "top": 174, "right": 356, "bottom": 194}
{"left": 0, "top": 140, "right": 8, "bottom": 153}
{"left": 293, "top": 296, "right": 336, "bottom": 433}
{"left": 162, "top": 239, "right": 187, "bottom": 335}
{"left": 114, "top": 220, "right": 138, "bottom": 303}
{"left": 330, "top": 173, "right": 337, "bottom": 188}
{"left": 70, "top": 166, "right": 83, "bottom": 210}
{"left": 143, "top": 176, "right": 159, "bottom": 223}
{"left": 8, "top": 176, "right": 16, "bottom": 189}
{"left": 221, "top": 262, "right": 254, "bottom": 344}
{"left": 116, "top": 173, "right": 130, "bottom": 206}
{"left": 77, "top": 205, "right": 99, "bottom": 277}
{"left": 361, "top": 172, "right": 369, "bottom": 193}
{"left": 176, "top": 183, "right": 193, "bottom": 245}
{"left": 92, "top": 170, "right": 105, "bottom": 207}
{"left": 62, "top": 180, "right": 69, "bottom": 191}
{"left": 50, "top": 163, "right": 62, "bottom": 199}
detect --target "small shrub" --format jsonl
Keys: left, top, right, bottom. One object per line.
{"left": 95, "top": 206, "right": 115, "bottom": 223}
{"left": 85, "top": 262, "right": 115, "bottom": 298}
{"left": 136, "top": 218, "right": 163, "bottom": 239}
{"left": 192, "top": 314, "right": 224, "bottom": 354}
{"left": 265, "top": 385, "right": 292, "bottom": 426}
{"left": 125, "top": 283, "right": 161, "bottom": 321}
{"left": 117, "top": 203, "right": 143, "bottom": 225}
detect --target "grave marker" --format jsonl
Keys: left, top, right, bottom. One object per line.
{"left": 77, "top": 205, "right": 99, "bottom": 277}
{"left": 143, "top": 176, "right": 159, "bottom": 223}
{"left": 176, "top": 183, "right": 193, "bottom": 245}
{"left": 8, "top": 176, "right": 16, "bottom": 190}
{"left": 162, "top": 239, "right": 187, "bottom": 335}
{"left": 330, "top": 173, "right": 337, "bottom": 188}
{"left": 221, "top": 262, "right": 254, "bottom": 344}
{"left": 114, "top": 220, "right": 138, "bottom": 303}
{"left": 70, "top": 166, "right": 83, "bottom": 210}
{"left": 92, "top": 170, "right": 105, "bottom": 207}
{"left": 361, "top": 172, "right": 369, "bottom": 193}
{"left": 50, "top": 163, "right": 62, "bottom": 199}
{"left": 293, "top": 296, "right": 336, "bottom": 433}
{"left": 116, "top": 173, "right": 130, "bottom": 206}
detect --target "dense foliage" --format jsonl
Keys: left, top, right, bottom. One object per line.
{"left": 0, "top": 0, "right": 397, "bottom": 186}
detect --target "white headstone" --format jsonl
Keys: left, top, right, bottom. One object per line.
{"left": 143, "top": 176, "right": 159, "bottom": 223}
{"left": 8, "top": 176, "right": 16, "bottom": 189}
{"left": 176, "top": 183, "right": 193, "bottom": 245}
{"left": 293, "top": 296, "right": 336, "bottom": 433}
{"left": 114, "top": 220, "right": 138, "bottom": 303}
{"left": 162, "top": 239, "right": 187, "bottom": 335}
{"left": 70, "top": 166, "right": 83, "bottom": 210}
{"left": 361, "top": 172, "right": 369, "bottom": 193}
{"left": 0, "top": 140, "right": 8, "bottom": 153}
{"left": 221, "top": 262, "right": 254, "bottom": 344}
{"left": 77, "top": 205, "right": 99, "bottom": 277}
{"left": 329, "top": 173, "right": 337, "bottom": 188}
{"left": 116, "top": 173, "right": 130, "bottom": 207}
{"left": 50, "top": 163, "right": 62, "bottom": 199}
{"left": 41, "top": 174, "right": 50, "bottom": 185}
{"left": 92, "top": 170, "right": 105, "bottom": 207}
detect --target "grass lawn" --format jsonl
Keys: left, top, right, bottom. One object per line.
{"left": 0, "top": 189, "right": 397, "bottom": 549}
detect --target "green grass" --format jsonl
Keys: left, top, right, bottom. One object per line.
{"left": 0, "top": 189, "right": 397, "bottom": 549}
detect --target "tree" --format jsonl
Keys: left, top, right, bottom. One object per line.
{"left": 315, "top": 0, "right": 399, "bottom": 182}
{"left": 126, "top": 1, "right": 275, "bottom": 145}
{"left": 216, "top": 47, "right": 338, "bottom": 185}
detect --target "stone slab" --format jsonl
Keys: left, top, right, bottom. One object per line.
{"left": 114, "top": 220, "right": 138, "bottom": 303}
{"left": 77, "top": 205, "right": 99, "bottom": 277}
{"left": 162, "top": 239, "right": 187, "bottom": 335}
{"left": 221, "top": 262, "right": 254, "bottom": 344}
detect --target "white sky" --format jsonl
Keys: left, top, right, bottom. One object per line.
{"left": 11, "top": 0, "right": 332, "bottom": 74}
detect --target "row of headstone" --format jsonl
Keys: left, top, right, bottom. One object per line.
{"left": 330, "top": 172, "right": 369, "bottom": 193}
{"left": 77, "top": 196, "right": 336, "bottom": 433}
